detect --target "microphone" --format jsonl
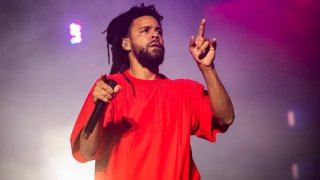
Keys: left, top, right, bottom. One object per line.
{"left": 83, "top": 75, "right": 117, "bottom": 138}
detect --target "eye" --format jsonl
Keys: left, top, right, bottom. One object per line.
{"left": 157, "top": 29, "right": 163, "bottom": 36}
{"left": 141, "top": 27, "right": 150, "bottom": 33}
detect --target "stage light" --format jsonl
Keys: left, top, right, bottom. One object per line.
{"left": 287, "top": 110, "right": 295, "bottom": 127}
{"left": 70, "top": 22, "right": 82, "bottom": 44}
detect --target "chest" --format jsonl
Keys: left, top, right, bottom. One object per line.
{"left": 112, "top": 82, "right": 191, "bottom": 135}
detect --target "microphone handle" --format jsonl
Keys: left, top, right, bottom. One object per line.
{"left": 83, "top": 76, "right": 117, "bottom": 138}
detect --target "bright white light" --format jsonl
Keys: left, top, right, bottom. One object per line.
{"left": 70, "top": 30, "right": 81, "bottom": 37}
{"left": 70, "top": 23, "right": 81, "bottom": 31}
{"left": 287, "top": 110, "right": 295, "bottom": 127}
{"left": 69, "top": 22, "right": 82, "bottom": 44}
{"left": 70, "top": 36, "right": 82, "bottom": 44}
{"left": 40, "top": 125, "right": 94, "bottom": 180}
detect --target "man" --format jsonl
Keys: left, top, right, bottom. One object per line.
{"left": 70, "top": 4, "right": 234, "bottom": 180}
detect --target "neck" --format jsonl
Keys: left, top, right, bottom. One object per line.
{"left": 128, "top": 53, "right": 159, "bottom": 80}
{"left": 129, "top": 65, "right": 159, "bottom": 80}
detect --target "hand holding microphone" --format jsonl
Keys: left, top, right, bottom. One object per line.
{"left": 83, "top": 74, "right": 121, "bottom": 138}
{"left": 92, "top": 75, "right": 121, "bottom": 104}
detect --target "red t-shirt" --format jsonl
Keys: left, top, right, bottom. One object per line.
{"left": 70, "top": 70, "right": 221, "bottom": 180}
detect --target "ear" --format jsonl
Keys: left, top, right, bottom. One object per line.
{"left": 122, "top": 38, "right": 131, "bottom": 51}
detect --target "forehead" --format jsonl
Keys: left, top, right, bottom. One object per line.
{"left": 130, "top": 16, "right": 160, "bottom": 30}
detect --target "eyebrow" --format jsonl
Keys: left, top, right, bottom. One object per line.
{"left": 138, "top": 25, "right": 162, "bottom": 31}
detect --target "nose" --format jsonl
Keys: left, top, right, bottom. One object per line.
{"left": 151, "top": 30, "right": 160, "bottom": 40}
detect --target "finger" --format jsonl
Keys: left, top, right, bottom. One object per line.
{"left": 105, "top": 85, "right": 115, "bottom": 95}
{"left": 114, "top": 85, "right": 122, "bottom": 93}
{"left": 199, "top": 39, "right": 210, "bottom": 53}
{"left": 197, "top": 19, "right": 206, "bottom": 37}
{"left": 98, "top": 80, "right": 114, "bottom": 93}
{"left": 92, "top": 90, "right": 110, "bottom": 103}
{"left": 97, "top": 94, "right": 111, "bottom": 103}
{"left": 211, "top": 37, "right": 217, "bottom": 50}
{"left": 102, "top": 91, "right": 113, "bottom": 100}
{"left": 94, "top": 82, "right": 111, "bottom": 98}
{"left": 196, "top": 36, "right": 205, "bottom": 49}
{"left": 97, "top": 88, "right": 113, "bottom": 100}
{"left": 96, "top": 80, "right": 106, "bottom": 89}
{"left": 189, "top": 36, "right": 196, "bottom": 48}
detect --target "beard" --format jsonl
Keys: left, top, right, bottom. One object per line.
{"left": 131, "top": 42, "right": 165, "bottom": 69}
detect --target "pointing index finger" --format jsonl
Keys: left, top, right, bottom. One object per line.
{"left": 197, "top": 19, "right": 206, "bottom": 37}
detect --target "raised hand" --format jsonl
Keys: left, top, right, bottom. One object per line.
{"left": 189, "top": 19, "right": 217, "bottom": 69}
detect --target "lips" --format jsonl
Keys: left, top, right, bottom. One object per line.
{"left": 148, "top": 42, "right": 162, "bottom": 49}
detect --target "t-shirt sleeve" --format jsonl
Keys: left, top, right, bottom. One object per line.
{"left": 188, "top": 80, "right": 223, "bottom": 142}
{"left": 70, "top": 80, "right": 114, "bottom": 163}
{"left": 69, "top": 83, "right": 96, "bottom": 162}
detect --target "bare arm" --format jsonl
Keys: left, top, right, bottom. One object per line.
{"left": 79, "top": 77, "right": 121, "bottom": 160}
{"left": 189, "top": 19, "right": 234, "bottom": 128}
{"left": 79, "top": 116, "right": 105, "bottom": 160}
{"left": 200, "top": 67, "right": 234, "bottom": 127}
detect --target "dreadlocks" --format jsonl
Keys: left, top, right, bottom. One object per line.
{"left": 103, "top": 3, "right": 163, "bottom": 75}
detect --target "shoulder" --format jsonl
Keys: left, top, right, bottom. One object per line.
{"left": 107, "top": 72, "right": 124, "bottom": 81}
{"left": 105, "top": 72, "right": 128, "bottom": 86}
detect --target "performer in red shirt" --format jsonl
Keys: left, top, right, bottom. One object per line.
{"left": 70, "top": 4, "right": 234, "bottom": 180}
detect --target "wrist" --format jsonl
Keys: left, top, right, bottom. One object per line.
{"left": 199, "top": 63, "right": 215, "bottom": 73}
